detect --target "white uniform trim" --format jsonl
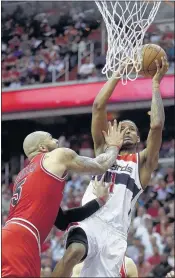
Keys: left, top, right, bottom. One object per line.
{"left": 40, "top": 154, "right": 68, "bottom": 181}
{"left": 5, "top": 217, "right": 41, "bottom": 254}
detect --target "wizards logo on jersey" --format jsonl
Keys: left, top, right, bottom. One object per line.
{"left": 111, "top": 163, "right": 133, "bottom": 174}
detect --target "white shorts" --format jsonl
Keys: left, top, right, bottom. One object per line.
{"left": 67, "top": 216, "right": 127, "bottom": 277}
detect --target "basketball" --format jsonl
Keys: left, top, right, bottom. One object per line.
{"left": 139, "top": 44, "right": 167, "bottom": 78}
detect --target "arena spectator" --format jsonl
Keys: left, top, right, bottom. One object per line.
{"left": 1, "top": 2, "right": 174, "bottom": 88}
{"left": 94, "top": 50, "right": 106, "bottom": 76}
{"left": 78, "top": 56, "right": 95, "bottom": 79}
{"left": 126, "top": 236, "right": 142, "bottom": 263}
{"left": 151, "top": 253, "right": 173, "bottom": 278}
{"left": 41, "top": 266, "right": 52, "bottom": 277}
{"left": 137, "top": 253, "right": 152, "bottom": 277}
{"left": 2, "top": 186, "right": 11, "bottom": 213}
{"left": 133, "top": 206, "right": 147, "bottom": 230}
{"left": 147, "top": 245, "right": 161, "bottom": 266}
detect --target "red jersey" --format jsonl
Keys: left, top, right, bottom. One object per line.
{"left": 7, "top": 153, "right": 67, "bottom": 246}
{"left": 120, "top": 260, "right": 127, "bottom": 278}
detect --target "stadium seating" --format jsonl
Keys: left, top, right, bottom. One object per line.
{"left": 2, "top": 2, "right": 174, "bottom": 88}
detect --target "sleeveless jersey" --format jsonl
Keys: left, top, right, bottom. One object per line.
{"left": 7, "top": 153, "right": 66, "bottom": 246}
{"left": 82, "top": 153, "right": 143, "bottom": 236}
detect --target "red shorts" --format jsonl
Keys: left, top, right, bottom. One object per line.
{"left": 2, "top": 223, "right": 41, "bottom": 277}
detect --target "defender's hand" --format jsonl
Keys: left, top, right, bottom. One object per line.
{"left": 93, "top": 175, "right": 110, "bottom": 204}
{"left": 102, "top": 120, "right": 129, "bottom": 149}
{"left": 152, "top": 56, "right": 169, "bottom": 85}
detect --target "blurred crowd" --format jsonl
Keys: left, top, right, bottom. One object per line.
{"left": 1, "top": 3, "right": 100, "bottom": 88}
{"left": 2, "top": 136, "right": 174, "bottom": 277}
{"left": 2, "top": 3, "right": 174, "bottom": 88}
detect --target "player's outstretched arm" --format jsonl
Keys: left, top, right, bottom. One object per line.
{"left": 54, "top": 200, "right": 99, "bottom": 231}
{"left": 92, "top": 70, "right": 121, "bottom": 155}
{"left": 139, "top": 57, "right": 168, "bottom": 186}
{"left": 63, "top": 120, "right": 128, "bottom": 175}
{"left": 54, "top": 176, "right": 110, "bottom": 230}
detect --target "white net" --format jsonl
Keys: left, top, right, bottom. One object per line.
{"left": 95, "top": 0, "right": 162, "bottom": 84}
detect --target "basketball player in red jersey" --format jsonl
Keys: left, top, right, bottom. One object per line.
{"left": 72, "top": 256, "right": 138, "bottom": 277}
{"left": 2, "top": 122, "right": 129, "bottom": 278}
{"left": 51, "top": 57, "right": 169, "bottom": 277}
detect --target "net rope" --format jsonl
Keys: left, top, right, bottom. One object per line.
{"left": 95, "top": 0, "right": 162, "bottom": 84}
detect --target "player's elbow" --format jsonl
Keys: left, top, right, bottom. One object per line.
{"left": 96, "top": 164, "right": 108, "bottom": 175}
{"left": 93, "top": 100, "right": 105, "bottom": 111}
{"left": 150, "top": 117, "right": 165, "bottom": 130}
{"left": 150, "top": 122, "right": 164, "bottom": 130}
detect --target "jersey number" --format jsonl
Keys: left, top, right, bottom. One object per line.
{"left": 11, "top": 178, "right": 26, "bottom": 207}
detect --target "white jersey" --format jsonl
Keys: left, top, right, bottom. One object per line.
{"left": 82, "top": 153, "right": 143, "bottom": 236}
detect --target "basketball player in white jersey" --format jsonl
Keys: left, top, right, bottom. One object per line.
{"left": 52, "top": 57, "right": 169, "bottom": 277}
{"left": 72, "top": 256, "right": 138, "bottom": 278}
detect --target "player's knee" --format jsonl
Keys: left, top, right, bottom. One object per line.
{"left": 66, "top": 243, "right": 86, "bottom": 265}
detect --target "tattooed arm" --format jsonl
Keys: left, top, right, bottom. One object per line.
{"left": 139, "top": 57, "right": 168, "bottom": 187}
{"left": 47, "top": 145, "right": 119, "bottom": 177}
{"left": 63, "top": 120, "right": 128, "bottom": 175}
{"left": 49, "top": 121, "right": 127, "bottom": 176}
{"left": 63, "top": 146, "right": 119, "bottom": 175}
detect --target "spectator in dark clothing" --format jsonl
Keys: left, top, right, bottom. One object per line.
{"left": 151, "top": 253, "right": 173, "bottom": 278}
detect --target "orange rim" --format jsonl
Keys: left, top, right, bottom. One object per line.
{"left": 146, "top": 0, "right": 174, "bottom": 8}
{"left": 162, "top": 0, "right": 174, "bottom": 8}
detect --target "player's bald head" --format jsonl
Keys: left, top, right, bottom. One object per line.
{"left": 23, "top": 131, "right": 51, "bottom": 158}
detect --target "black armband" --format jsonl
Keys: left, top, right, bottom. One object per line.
{"left": 54, "top": 199, "right": 100, "bottom": 231}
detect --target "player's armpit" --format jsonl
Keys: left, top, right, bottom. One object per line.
{"left": 140, "top": 126, "right": 162, "bottom": 171}
{"left": 139, "top": 139, "right": 160, "bottom": 188}
{"left": 140, "top": 79, "right": 164, "bottom": 172}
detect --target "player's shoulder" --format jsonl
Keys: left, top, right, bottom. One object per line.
{"left": 49, "top": 147, "right": 76, "bottom": 161}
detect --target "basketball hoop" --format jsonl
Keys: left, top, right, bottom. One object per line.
{"left": 95, "top": 0, "right": 162, "bottom": 84}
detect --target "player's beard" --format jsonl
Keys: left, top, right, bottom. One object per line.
{"left": 120, "top": 142, "right": 136, "bottom": 152}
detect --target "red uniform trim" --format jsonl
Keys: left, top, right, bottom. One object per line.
{"left": 120, "top": 261, "right": 127, "bottom": 278}
{"left": 117, "top": 154, "right": 137, "bottom": 163}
